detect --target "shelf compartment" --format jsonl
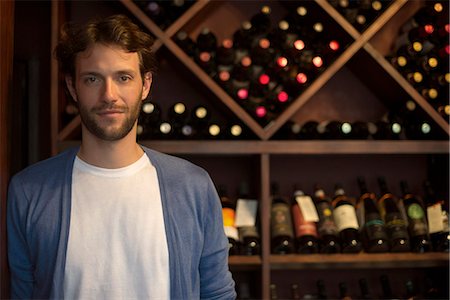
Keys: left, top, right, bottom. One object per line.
{"left": 270, "top": 252, "right": 449, "bottom": 269}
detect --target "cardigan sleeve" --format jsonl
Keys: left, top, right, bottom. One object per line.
{"left": 7, "top": 175, "right": 34, "bottom": 299}
{"left": 199, "top": 176, "right": 236, "bottom": 300}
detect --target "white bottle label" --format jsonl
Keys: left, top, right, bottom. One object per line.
{"left": 235, "top": 199, "right": 258, "bottom": 227}
{"left": 333, "top": 204, "right": 359, "bottom": 231}
{"left": 296, "top": 195, "right": 319, "bottom": 222}
{"left": 427, "top": 203, "right": 444, "bottom": 234}
{"left": 224, "top": 226, "right": 239, "bottom": 241}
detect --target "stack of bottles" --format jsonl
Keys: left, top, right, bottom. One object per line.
{"left": 327, "top": 0, "right": 393, "bottom": 32}
{"left": 174, "top": 3, "right": 351, "bottom": 126}
{"left": 264, "top": 275, "right": 447, "bottom": 300}
{"left": 275, "top": 99, "right": 447, "bottom": 140}
{"left": 137, "top": 100, "right": 253, "bottom": 140}
{"left": 268, "top": 177, "right": 449, "bottom": 255}
{"left": 134, "top": 0, "right": 195, "bottom": 30}
{"left": 388, "top": 0, "right": 449, "bottom": 122}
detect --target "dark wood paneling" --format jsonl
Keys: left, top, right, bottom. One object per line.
{"left": 0, "top": 0, "right": 15, "bottom": 298}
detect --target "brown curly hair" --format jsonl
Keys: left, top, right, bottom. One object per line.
{"left": 54, "top": 14, "right": 156, "bottom": 80}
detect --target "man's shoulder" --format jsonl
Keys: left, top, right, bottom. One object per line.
{"left": 143, "top": 146, "right": 207, "bottom": 176}
{"left": 12, "top": 147, "right": 77, "bottom": 182}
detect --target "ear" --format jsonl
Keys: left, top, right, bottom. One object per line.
{"left": 141, "top": 72, "right": 152, "bottom": 101}
{"left": 65, "top": 75, "right": 78, "bottom": 102}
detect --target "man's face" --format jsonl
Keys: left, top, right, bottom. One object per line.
{"left": 66, "top": 43, "right": 151, "bottom": 141}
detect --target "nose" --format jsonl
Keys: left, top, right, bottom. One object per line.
{"left": 102, "top": 78, "right": 118, "bottom": 103}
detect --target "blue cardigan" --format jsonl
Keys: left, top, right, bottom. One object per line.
{"left": 7, "top": 146, "right": 236, "bottom": 299}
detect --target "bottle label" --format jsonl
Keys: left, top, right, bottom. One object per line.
{"left": 427, "top": 203, "right": 444, "bottom": 234}
{"left": 365, "top": 213, "right": 387, "bottom": 240}
{"left": 292, "top": 204, "right": 318, "bottom": 237}
{"left": 235, "top": 198, "right": 258, "bottom": 227}
{"left": 222, "top": 207, "right": 235, "bottom": 227}
{"left": 271, "top": 203, "right": 294, "bottom": 237}
{"left": 406, "top": 203, "right": 428, "bottom": 236}
{"left": 333, "top": 204, "right": 359, "bottom": 231}
{"left": 407, "top": 203, "right": 425, "bottom": 219}
{"left": 385, "top": 213, "right": 409, "bottom": 240}
{"left": 316, "top": 202, "right": 338, "bottom": 236}
{"left": 239, "top": 225, "right": 260, "bottom": 239}
{"left": 296, "top": 195, "right": 319, "bottom": 222}
{"left": 224, "top": 225, "right": 239, "bottom": 241}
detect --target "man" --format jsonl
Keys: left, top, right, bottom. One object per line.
{"left": 7, "top": 14, "right": 236, "bottom": 299}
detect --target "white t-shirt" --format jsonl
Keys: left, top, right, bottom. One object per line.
{"left": 64, "top": 154, "right": 170, "bottom": 300}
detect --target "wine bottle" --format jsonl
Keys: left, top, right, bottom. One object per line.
{"left": 357, "top": 176, "right": 389, "bottom": 253}
{"left": 167, "top": 102, "right": 188, "bottom": 137}
{"left": 332, "top": 184, "right": 362, "bottom": 253}
{"left": 156, "top": 120, "right": 175, "bottom": 139}
{"left": 140, "top": 101, "right": 161, "bottom": 126}
{"left": 236, "top": 181, "right": 261, "bottom": 256}
{"left": 174, "top": 30, "right": 197, "bottom": 57}
{"left": 380, "top": 275, "right": 393, "bottom": 299}
{"left": 219, "top": 185, "right": 239, "bottom": 255}
{"left": 141, "top": 1, "right": 170, "bottom": 29}
{"left": 291, "top": 188, "right": 319, "bottom": 254}
{"left": 194, "top": 51, "right": 216, "bottom": 76}
{"left": 189, "top": 104, "right": 210, "bottom": 131}
{"left": 377, "top": 177, "right": 410, "bottom": 252}
{"left": 267, "top": 20, "right": 290, "bottom": 50}
{"left": 216, "top": 39, "right": 235, "bottom": 69}
{"left": 339, "top": 282, "right": 351, "bottom": 300}
{"left": 298, "top": 121, "right": 320, "bottom": 139}
{"left": 372, "top": 112, "right": 403, "bottom": 140}
{"left": 250, "top": 5, "right": 272, "bottom": 36}
{"left": 271, "top": 182, "right": 295, "bottom": 254}
{"left": 313, "top": 185, "right": 341, "bottom": 253}
{"left": 231, "top": 55, "right": 252, "bottom": 91}
{"left": 317, "top": 280, "right": 327, "bottom": 300}
{"left": 270, "top": 283, "right": 278, "bottom": 300}
{"left": 232, "top": 21, "right": 253, "bottom": 54}
{"left": 358, "top": 278, "right": 373, "bottom": 299}
{"left": 351, "top": 121, "right": 377, "bottom": 140}
{"left": 250, "top": 38, "right": 274, "bottom": 66}
{"left": 196, "top": 27, "right": 217, "bottom": 53}
{"left": 291, "top": 283, "right": 301, "bottom": 299}
{"left": 423, "top": 180, "right": 450, "bottom": 252}
{"left": 400, "top": 180, "right": 432, "bottom": 252}
{"left": 206, "top": 122, "right": 223, "bottom": 139}
{"left": 318, "top": 121, "right": 353, "bottom": 139}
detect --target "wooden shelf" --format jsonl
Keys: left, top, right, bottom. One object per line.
{"left": 228, "top": 256, "right": 262, "bottom": 271}
{"left": 59, "top": 140, "right": 449, "bottom": 155}
{"left": 270, "top": 252, "right": 449, "bottom": 270}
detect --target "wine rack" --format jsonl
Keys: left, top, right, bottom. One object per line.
{"left": 50, "top": 0, "right": 449, "bottom": 298}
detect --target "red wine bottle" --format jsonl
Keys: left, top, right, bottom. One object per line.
{"left": 291, "top": 188, "right": 319, "bottom": 254}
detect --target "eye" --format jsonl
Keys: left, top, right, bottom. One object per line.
{"left": 84, "top": 76, "right": 99, "bottom": 84}
{"left": 119, "top": 75, "right": 132, "bottom": 82}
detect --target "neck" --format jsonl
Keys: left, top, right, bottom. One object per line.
{"left": 78, "top": 126, "right": 144, "bottom": 169}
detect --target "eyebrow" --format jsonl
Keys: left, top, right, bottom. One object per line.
{"left": 79, "top": 69, "right": 138, "bottom": 77}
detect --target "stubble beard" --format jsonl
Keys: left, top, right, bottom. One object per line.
{"left": 77, "top": 92, "right": 143, "bottom": 142}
